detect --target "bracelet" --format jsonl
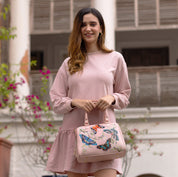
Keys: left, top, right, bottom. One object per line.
{"left": 112, "top": 100, "right": 115, "bottom": 105}
{"left": 71, "top": 102, "right": 76, "bottom": 109}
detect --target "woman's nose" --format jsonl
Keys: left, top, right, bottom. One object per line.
{"left": 86, "top": 25, "right": 91, "bottom": 31}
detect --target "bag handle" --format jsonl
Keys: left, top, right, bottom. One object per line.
{"left": 84, "top": 110, "right": 109, "bottom": 126}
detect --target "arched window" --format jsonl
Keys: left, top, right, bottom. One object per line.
{"left": 137, "top": 174, "right": 162, "bottom": 177}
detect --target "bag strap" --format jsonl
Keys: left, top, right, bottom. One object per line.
{"left": 84, "top": 110, "right": 109, "bottom": 126}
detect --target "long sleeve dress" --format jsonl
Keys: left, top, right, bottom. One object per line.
{"left": 46, "top": 51, "right": 131, "bottom": 175}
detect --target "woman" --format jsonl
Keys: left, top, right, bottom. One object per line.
{"left": 46, "top": 8, "right": 131, "bottom": 177}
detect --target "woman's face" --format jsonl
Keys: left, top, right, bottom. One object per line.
{"left": 81, "top": 13, "right": 102, "bottom": 46}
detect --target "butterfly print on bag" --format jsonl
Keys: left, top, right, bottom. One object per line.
{"left": 91, "top": 124, "right": 105, "bottom": 134}
{"left": 79, "top": 134, "right": 97, "bottom": 146}
{"left": 97, "top": 138, "right": 111, "bottom": 151}
{"left": 104, "top": 128, "right": 119, "bottom": 141}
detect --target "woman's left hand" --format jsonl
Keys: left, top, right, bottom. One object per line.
{"left": 95, "top": 95, "right": 115, "bottom": 111}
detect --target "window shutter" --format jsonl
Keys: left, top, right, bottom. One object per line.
{"left": 160, "top": 0, "right": 178, "bottom": 25}
{"left": 73, "top": 0, "right": 91, "bottom": 17}
{"left": 53, "top": 0, "right": 70, "bottom": 30}
{"left": 33, "top": 0, "right": 50, "bottom": 30}
{"left": 138, "top": 0, "right": 156, "bottom": 25}
{"left": 116, "top": 0, "right": 135, "bottom": 27}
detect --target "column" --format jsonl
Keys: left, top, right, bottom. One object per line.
{"left": 92, "top": 0, "right": 116, "bottom": 50}
{"left": 9, "top": 0, "right": 30, "bottom": 97}
{"left": 0, "top": 0, "right": 4, "bottom": 63}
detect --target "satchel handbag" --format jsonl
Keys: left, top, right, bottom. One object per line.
{"left": 75, "top": 111, "right": 126, "bottom": 163}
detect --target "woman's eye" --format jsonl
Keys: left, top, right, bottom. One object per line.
{"left": 90, "top": 23, "right": 96, "bottom": 27}
{"left": 81, "top": 23, "right": 86, "bottom": 27}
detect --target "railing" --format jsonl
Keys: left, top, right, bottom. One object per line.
{"left": 30, "top": 66, "right": 178, "bottom": 108}
{"left": 128, "top": 66, "right": 178, "bottom": 107}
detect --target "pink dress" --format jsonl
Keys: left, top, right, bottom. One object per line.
{"left": 46, "top": 51, "right": 131, "bottom": 175}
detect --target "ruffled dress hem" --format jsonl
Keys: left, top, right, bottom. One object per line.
{"left": 46, "top": 128, "right": 123, "bottom": 175}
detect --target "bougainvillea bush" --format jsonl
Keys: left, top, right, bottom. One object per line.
{"left": 0, "top": 62, "right": 57, "bottom": 165}
{"left": 11, "top": 66, "right": 58, "bottom": 165}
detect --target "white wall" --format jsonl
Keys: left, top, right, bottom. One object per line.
{"left": 116, "top": 107, "right": 178, "bottom": 177}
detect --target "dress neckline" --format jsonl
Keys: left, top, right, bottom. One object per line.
{"left": 87, "top": 50, "right": 102, "bottom": 55}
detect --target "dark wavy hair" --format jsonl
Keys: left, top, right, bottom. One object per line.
{"left": 68, "top": 8, "right": 112, "bottom": 74}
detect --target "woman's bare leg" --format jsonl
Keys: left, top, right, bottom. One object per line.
{"left": 94, "top": 169, "right": 117, "bottom": 177}
{"left": 67, "top": 171, "right": 88, "bottom": 177}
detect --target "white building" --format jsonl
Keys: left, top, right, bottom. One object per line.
{"left": 0, "top": 0, "right": 178, "bottom": 177}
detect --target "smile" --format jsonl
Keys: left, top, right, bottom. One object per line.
{"left": 85, "top": 33, "right": 93, "bottom": 37}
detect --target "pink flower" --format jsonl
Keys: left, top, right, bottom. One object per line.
{"left": 35, "top": 114, "right": 41, "bottom": 119}
{"left": 15, "top": 82, "right": 22, "bottom": 86}
{"left": 3, "top": 98, "right": 8, "bottom": 102}
{"left": 133, "top": 128, "right": 139, "bottom": 134}
{"left": 27, "top": 97, "right": 32, "bottom": 101}
{"left": 46, "top": 70, "right": 51, "bottom": 74}
{"left": 39, "top": 139, "right": 45, "bottom": 144}
{"left": 44, "top": 145, "right": 51, "bottom": 153}
{"left": 48, "top": 123, "right": 53, "bottom": 127}
{"left": 0, "top": 102, "right": 2, "bottom": 108}
{"left": 133, "top": 145, "right": 138, "bottom": 150}
{"left": 46, "top": 102, "right": 51, "bottom": 110}
{"left": 26, "top": 120, "right": 30, "bottom": 126}
{"left": 20, "top": 77, "right": 25, "bottom": 83}
{"left": 37, "top": 106, "right": 41, "bottom": 111}
{"left": 130, "top": 135, "right": 135, "bottom": 139}
{"left": 4, "top": 77, "right": 7, "bottom": 82}
{"left": 137, "top": 152, "right": 141, "bottom": 156}
{"left": 15, "top": 96, "right": 20, "bottom": 99}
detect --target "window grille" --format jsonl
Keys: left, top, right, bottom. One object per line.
{"left": 33, "top": 0, "right": 50, "bottom": 30}
{"left": 116, "top": 0, "right": 135, "bottom": 27}
{"left": 53, "top": 0, "right": 70, "bottom": 30}
{"left": 73, "top": 0, "right": 91, "bottom": 18}
{"left": 116, "top": 0, "right": 178, "bottom": 30}
{"left": 160, "top": 0, "right": 178, "bottom": 25}
{"left": 31, "top": 0, "right": 91, "bottom": 34}
{"left": 138, "top": 0, "right": 157, "bottom": 25}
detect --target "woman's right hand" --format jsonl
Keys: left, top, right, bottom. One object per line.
{"left": 71, "top": 99, "right": 97, "bottom": 112}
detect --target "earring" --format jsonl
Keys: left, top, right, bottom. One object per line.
{"left": 98, "top": 33, "right": 102, "bottom": 38}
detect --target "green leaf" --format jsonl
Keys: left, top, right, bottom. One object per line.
{"left": 30, "top": 60, "right": 37, "bottom": 67}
